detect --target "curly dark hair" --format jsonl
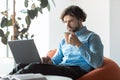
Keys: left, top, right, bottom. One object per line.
{"left": 60, "top": 5, "right": 87, "bottom": 22}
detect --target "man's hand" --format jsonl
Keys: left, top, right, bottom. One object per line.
{"left": 68, "top": 32, "right": 82, "bottom": 47}
{"left": 41, "top": 56, "right": 53, "bottom": 64}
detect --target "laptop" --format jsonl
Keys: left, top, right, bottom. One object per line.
{"left": 8, "top": 39, "right": 42, "bottom": 64}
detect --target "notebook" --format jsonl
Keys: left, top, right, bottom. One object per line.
{"left": 8, "top": 39, "right": 41, "bottom": 64}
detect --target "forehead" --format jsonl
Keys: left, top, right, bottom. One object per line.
{"left": 63, "top": 15, "right": 77, "bottom": 21}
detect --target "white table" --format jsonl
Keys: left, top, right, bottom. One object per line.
{"left": 45, "top": 75, "right": 72, "bottom": 80}
{"left": 0, "top": 74, "right": 73, "bottom": 80}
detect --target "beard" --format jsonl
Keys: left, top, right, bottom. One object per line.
{"left": 67, "top": 25, "right": 80, "bottom": 32}
{"left": 67, "top": 21, "right": 81, "bottom": 32}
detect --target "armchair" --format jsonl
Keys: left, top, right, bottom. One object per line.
{"left": 47, "top": 49, "right": 120, "bottom": 80}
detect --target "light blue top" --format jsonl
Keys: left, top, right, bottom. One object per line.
{"left": 51, "top": 26, "right": 104, "bottom": 72}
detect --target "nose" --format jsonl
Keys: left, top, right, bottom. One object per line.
{"left": 65, "top": 22, "right": 70, "bottom": 27}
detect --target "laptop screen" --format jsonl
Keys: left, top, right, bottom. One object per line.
{"left": 8, "top": 39, "right": 41, "bottom": 64}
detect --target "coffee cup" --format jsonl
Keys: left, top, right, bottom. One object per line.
{"left": 64, "top": 32, "right": 71, "bottom": 44}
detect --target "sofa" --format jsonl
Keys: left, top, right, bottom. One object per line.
{"left": 47, "top": 49, "right": 120, "bottom": 80}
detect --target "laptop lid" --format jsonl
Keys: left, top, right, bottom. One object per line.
{"left": 8, "top": 39, "right": 41, "bottom": 64}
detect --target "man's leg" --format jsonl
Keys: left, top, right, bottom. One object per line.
{"left": 9, "top": 64, "right": 28, "bottom": 75}
{"left": 15, "top": 63, "right": 87, "bottom": 80}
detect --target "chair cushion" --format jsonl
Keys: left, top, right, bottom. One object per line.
{"left": 78, "top": 57, "right": 120, "bottom": 80}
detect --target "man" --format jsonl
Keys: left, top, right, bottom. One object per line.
{"left": 9, "top": 5, "right": 104, "bottom": 80}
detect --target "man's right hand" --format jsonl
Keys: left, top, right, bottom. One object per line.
{"left": 41, "top": 56, "right": 53, "bottom": 64}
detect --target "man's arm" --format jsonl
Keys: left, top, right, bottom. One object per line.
{"left": 69, "top": 32, "right": 103, "bottom": 68}
{"left": 78, "top": 34, "right": 104, "bottom": 68}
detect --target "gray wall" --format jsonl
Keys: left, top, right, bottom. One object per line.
{"left": 110, "top": 0, "right": 120, "bottom": 65}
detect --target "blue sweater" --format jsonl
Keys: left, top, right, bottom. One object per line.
{"left": 51, "top": 26, "right": 104, "bottom": 72}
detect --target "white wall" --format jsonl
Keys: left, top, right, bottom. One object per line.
{"left": 0, "top": 58, "right": 14, "bottom": 75}
{"left": 110, "top": 0, "right": 120, "bottom": 65}
{"left": 49, "top": 0, "right": 110, "bottom": 57}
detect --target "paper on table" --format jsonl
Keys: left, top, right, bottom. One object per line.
{"left": 1, "top": 73, "right": 47, "bottom": 80}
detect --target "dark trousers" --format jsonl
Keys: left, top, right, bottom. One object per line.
{"left": 9, "top": 63, "right": 88, "bottom": 80}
